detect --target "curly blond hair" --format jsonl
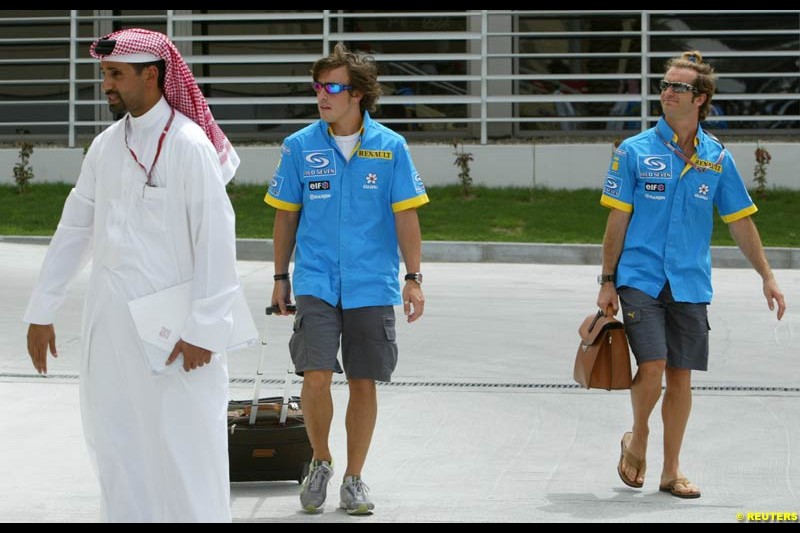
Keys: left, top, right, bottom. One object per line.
{"left": 664, "top": 50, "right": 717, "bottom": 121}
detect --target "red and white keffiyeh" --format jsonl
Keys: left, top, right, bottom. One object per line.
{"left": 90, "top": 28, "right": 239, "bottom": 183}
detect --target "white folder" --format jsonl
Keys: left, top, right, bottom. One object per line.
{"left": 128, "top": 281, "right": 260, "bottom": 355}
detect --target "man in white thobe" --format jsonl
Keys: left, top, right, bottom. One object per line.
{"left": 24, "top": 29, "right": 241, "bottom": 523}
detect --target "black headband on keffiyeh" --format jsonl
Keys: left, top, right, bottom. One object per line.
{"left": 90, "top": 28, "right": 239, "bottom": 183}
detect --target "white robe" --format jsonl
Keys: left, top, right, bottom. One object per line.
{"left": 24, "top": 97, "right": 238, "bottom": 523}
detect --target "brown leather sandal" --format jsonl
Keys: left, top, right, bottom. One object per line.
{"left": 659, "top": 477, "right": 701, "bottom": 499}
{"left": 617, "top": 431, "right": 645, "bottom": 489}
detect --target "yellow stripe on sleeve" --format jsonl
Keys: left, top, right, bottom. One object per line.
{"left": 392, "top": 194, "right": 430, "bottom": 213}
{"left": 721, "top": 204, "right": 758, "bottom": 224}
{"left": 264, "top": 193, "right": 302, "bottom": 212}
{"left": 600, "top": 195, "right": 633, "bottom": 213}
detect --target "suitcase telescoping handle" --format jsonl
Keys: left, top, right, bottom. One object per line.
{"left": 265, "top": 304, "right": 297, "bottom": 315}
{"left": 248, "top": 335, "right": 267, "bottom": 426}
{"left": 250, "top": 304, "right": 298, "bottom": 427}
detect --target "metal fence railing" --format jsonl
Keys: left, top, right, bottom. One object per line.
{"left": 0, "top": 9, "right": 798, "bottom": 146}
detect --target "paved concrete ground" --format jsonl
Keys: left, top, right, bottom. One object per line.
{"left": 1, "top": 242, "right": 798, "bottom": 523}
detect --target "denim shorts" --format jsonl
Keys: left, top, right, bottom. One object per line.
{"left": 618, "top": 283, "right": 710, "bottom": 371}
{"left": 289, "top": 295, "right": 398, "bottom": 382}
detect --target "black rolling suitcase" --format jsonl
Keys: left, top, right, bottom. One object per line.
{"left": 227, "top": 305, "right": 311, "bottom": 483}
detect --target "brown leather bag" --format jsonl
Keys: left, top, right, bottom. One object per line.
{"left": 574, "top": 306, "right": 632, "bottom": 390}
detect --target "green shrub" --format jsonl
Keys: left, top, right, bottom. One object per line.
{"left": 753, "top": 142, "right": 771, "bottom": 199}
{"left": 452, "top": 139, "right": 474, "bottom": 199}
{"left": 13, "top": 141, "right": 34, "bottom": 193}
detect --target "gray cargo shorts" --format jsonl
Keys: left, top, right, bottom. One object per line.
{"left": 618, "top": 283, "right": 710, "bottom": 371}
{"left": 289, "top": 295, "right": 399, "bottom": 382}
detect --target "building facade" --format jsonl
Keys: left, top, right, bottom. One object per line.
{"left": 1, "top": 10, "right": 798, "bottom": 147}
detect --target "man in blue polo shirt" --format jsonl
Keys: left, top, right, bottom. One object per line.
{"left": 597, "top": 51, "right": 786, "bottom": 499}
{"left": 265, "top": 43, "right": 429, "bottom": 515}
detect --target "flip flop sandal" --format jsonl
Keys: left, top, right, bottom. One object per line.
{"left": 617, "top": 431, "right": 645, "bottom": 489}
{"left": 659, "top": 477, "right": 701, "bottom": 499}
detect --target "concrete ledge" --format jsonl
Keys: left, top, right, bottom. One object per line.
{"left": 6, "top": 236, "right": 795, "bottom": 268}
{"left": 422, "top": 241, "right": 605, "bottom": 265}
{"left": 236, "top": 238, "right": 274, "bottom": 262}
{"left": 712, "top": 245, "right": 799, "bottom": 269}
{"left": 222, "top": 239, "right": 800, "bottom": 268}
{"left": 0, "top": 235, "right": 52, "bottom": 246}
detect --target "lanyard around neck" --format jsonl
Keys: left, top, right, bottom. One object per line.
{"left": 656, "top": 129, "right": 724, "bottom": 173}
{"left": 125, "top": 107, "right": 176, "bottom": 187}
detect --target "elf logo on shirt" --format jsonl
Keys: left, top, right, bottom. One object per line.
{"left": 308, "top": 181, "right": 330, "bottom": 191}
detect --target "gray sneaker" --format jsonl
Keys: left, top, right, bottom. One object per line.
{"left": 339, "top": 475, "right": 375, "bottom": 515}
{"left": 300, "top": 460, "right": 334, "bottom": 512}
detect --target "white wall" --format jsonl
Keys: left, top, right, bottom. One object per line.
{"left": 1, "top": 148, "right": 85, "bottom": 186}
{"left": 1, "top": 142, "right": 797, "bottom": 191}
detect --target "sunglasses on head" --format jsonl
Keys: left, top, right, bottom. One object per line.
{"left": 311, "top": 81, "right": 353, "bottom": 95}
{"left": 659, "top": 80, "right": 697, "bottom": 94}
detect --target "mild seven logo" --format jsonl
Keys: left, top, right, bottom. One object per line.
{"left": 638, "top": 155, "right": 672, "bottom": 179}
{"left": 303, "top": 149, "right": 336, "bottom": 177}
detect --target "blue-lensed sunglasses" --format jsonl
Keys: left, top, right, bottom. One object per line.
{"left": 659, "top": 80, "right": 697, "bottom": 94}
{"left": 311, "top": 81, "right": 353, "bottom": 95}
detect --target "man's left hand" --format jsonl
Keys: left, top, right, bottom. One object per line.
{"left": 167, "top": 339, "right": 212, "bottom": 372}
{"left": 402, "top": 283, "right": 425, "bottom": 323}
{"left": 763, "top": 278, "right": 787, "bottom": 321}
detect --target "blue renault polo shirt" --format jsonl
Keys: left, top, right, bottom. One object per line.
{"left": 264, "top": 112, "right": 430, "bottom": 309}
{"left": 600, "top": 117, "right": 757, "bottom": 303}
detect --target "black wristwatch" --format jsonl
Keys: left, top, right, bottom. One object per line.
{"left": 597, "top": 274, "right": 615, "bottom": 285}
{"left": 405, "top": 272, "right": 423, "bottom": 284}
